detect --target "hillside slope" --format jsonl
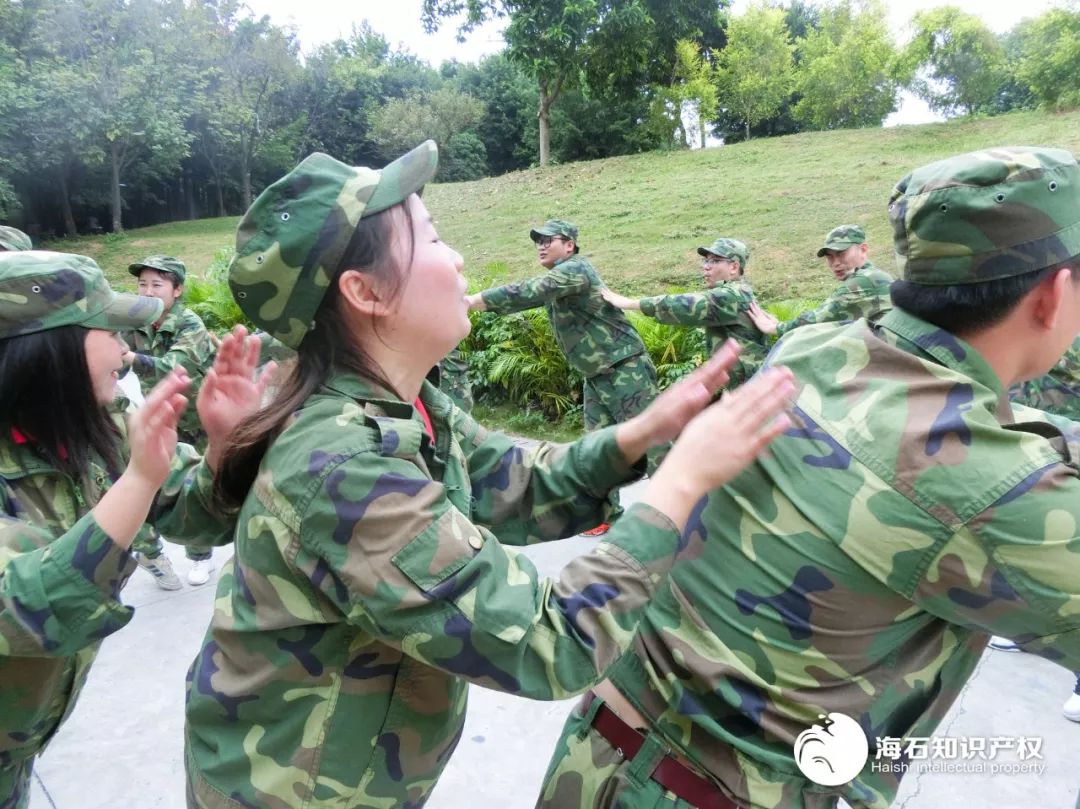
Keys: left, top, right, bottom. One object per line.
{"left": 47, "top": 108, "right": 1080, "bottom": 302}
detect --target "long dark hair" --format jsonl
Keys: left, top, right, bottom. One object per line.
{"left": 0, "top": 325, "right": 124, "bottom": 479}
{"left": 213, "top": 202, "right": 415, "bottom": 509}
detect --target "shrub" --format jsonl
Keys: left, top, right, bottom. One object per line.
{"left": 627, "top": 312, "right": 706, "bottom": 389}
{"left": 185, "top": 248, "right": 251, "bottom": 332}
{"left": 463, "top": 309, "right": 583, "bottom": 418}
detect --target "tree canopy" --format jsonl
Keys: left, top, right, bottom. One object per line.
{"left": 0, "top": 0, "right": 1074, "bottom": 236}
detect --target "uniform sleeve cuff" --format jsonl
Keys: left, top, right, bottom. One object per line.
{"left": 573, "top": 425, "right": 646, "bottom": 497}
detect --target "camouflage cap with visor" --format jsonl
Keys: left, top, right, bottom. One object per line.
{"left": 816, "top": 224, "right": 866, "bottom": 257}
{"left": 0, "top": 226, "right": 32, "bottom": 252}
{"left": 530, "top": 219, "right": 579, "bottom": 244}
{"left": 697, "top": 238, "right": 750, "bottom": 270}
{"left": 129, "top": 255, "right": 188, "bottom": 285}
{"left": 229, "top": 140, "right": 439, "bottom": 349}
{"left": 889, "top": 146, "right": 1080, "bottom": 285}
{"left": 0, "top": 251, "right": 162, "bottom": 340}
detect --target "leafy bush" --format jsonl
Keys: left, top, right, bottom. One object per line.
{"left": 627, "top": 312, "right": 706, "bottom": 389}
{"left": 185, "top": 247, "right": 252, "bottom": 331}
{"left": 463, "top": 310, "right": 583, "bottom": 419}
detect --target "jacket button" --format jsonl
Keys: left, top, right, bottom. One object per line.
{"left": 468, "top": 535, "right": 484, "bottom": 550}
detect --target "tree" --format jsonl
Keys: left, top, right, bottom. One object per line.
{"left": 792, "top": 0, "right": 900, "bottom": 130}
{"left": 450, "top": 54, "right": 538, "bottom": 174}
{"left": 369, "top": 88, "right": 486, "bottom": 179}
{"left": 899, "top": 6, "right": 1006, "bottom": 116}
{"left": 648, "top": 39, "right": 718, "bottom": 148}
{"left": 716, "top": 3, "right": 795, "bottom": 141}
{"left": 1013, "top": 8, "right": 1080, "bottom": 111}
{"left": 421, "top": 0, "right": 726, "bottom": 166}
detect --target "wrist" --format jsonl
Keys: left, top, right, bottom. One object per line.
{"left": 614, "top": 415, "right": 652, "bottom": 464}
{"left": 641, "top": 462, "right": 703, "bottom": 531}
{"left": 117, "top": 466, "right": 164, "bottom": 498}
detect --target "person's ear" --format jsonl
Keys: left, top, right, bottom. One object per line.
{"left": 337, "top": 269, "right": 394, "bottom": 318}
{"left": 1031, "top": 267, "right": 1074, "bottom": 331}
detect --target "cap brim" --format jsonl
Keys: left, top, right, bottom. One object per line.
{"left": 531, "top": 227, "right": 557, "bottom": 241}
{"left": 364, "top": 140, "right": 439, "bottom": 218}
{"left": 83, "top": 291, "right": 163, "bottom": 331}
{"left": 696, "top": 247, "right": 712, "bottom": 257}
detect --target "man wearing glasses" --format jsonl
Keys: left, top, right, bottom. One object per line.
{"left": 601, "top": 237, "right": 767, "bottom": 391}
{"left": 749, "top": 224, "right": 894, "bottom": 337}
{"left": 468, "top": 219, "right": 660, "bottom": 536}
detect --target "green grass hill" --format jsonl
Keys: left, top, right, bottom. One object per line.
{"left": 45, "top": 108, "right": 1080, "bottom": 303}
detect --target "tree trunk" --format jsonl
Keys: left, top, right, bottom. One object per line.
{"left": 239, "top": 141, "right": 252, "bottom": 209}
{"left": 699, "top": 114, "right": 707, "bottom": 149}
{"left": 110, "top": 140, "right": 123, "bottom": 233}
{"left": 185, "top": 170, "right": 197, "bottom": 220}
{"left": 58, "top": 170, "right": 77, "bottom": 236}
{"left": 745, "top": 119, "right": 751, "bottom": 141}
{"left": 216, "top": 182, "right": 226, "bottom": 218}
{"left": 538, "top": 95, "right": 551, "bottom": 167}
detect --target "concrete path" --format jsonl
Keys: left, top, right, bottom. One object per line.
{"left": 29, "top": 478, "right": 1079, "bottom": 808}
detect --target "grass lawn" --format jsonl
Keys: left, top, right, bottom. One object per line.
{"left": 41, "top": 108, "right": 1080, "bottom": 304}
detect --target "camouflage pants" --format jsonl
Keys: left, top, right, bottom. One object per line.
{"left": 583, "top": 355, "right": 665, "bottom": 522}
{"left": 131, "top": 524, "right": 211, "bottom": 562}
{"left": 536, "top": 695, "right": 699, "bottom": 809}
{"left": 0, "top": 758, "right": 31, "bottom": 809}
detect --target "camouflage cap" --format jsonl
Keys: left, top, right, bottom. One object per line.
{"left": 889, "top": 146, "right": 1080, "bottom": 285}
{"left": 0, "top": 251, "right": 162, "bottom": 341}
{"left": 697, "top": 237, "right": 750, "bottom": 269}
{"left": 0, "top": 226, "right": 32, "bottom": 252}
{"left": 229, "top": 140, "right": 439, "bottom": 349}
{"left": 816, "top": 224, "right": 866, "bottom": 257}
{"left": 129, "top": 255, "right": 187, "bottom": 285}
{"left": 530, "top": 219, "right": 579, "bottom": 244}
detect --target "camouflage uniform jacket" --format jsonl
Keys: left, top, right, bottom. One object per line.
{"left": 638, "top": 279, "right": 768, "bottom": 388}
{"left": 607, "top": 308, "right": 1080, "bottom": 809}
{"left": 184, "top": 371, "right": 682, "bottom": 808}
{"left": 776, "top": 261, "right": 894, "bottom": 337}
{"left": 1009, "top": 336, "right": 1080, "bottom": 419}
{"left": 480, "top": 256, "right": 645, "bottom": 377}
{"left": 125, "top": 302, "right": 214, "bottom": 446}
{"left": 0, "top": 428, "right": 231, "bottom": 776}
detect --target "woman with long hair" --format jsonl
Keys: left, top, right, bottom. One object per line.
{"left": 0, "top": 250, "right": 267, "bottom": 808}
{"left": 184, "top": 141, "right": 795, "bottom": 808}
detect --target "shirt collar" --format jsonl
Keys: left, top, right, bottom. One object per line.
{"left": 875, "top": 308, "right": 1008, "bottom": 405}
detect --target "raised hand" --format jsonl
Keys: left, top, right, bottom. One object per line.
{"left": 615, "top": 340, "right": 741, "bottom": 458}
{"left": 127, "top": 369, "right": 190, "bottom": 489}
{"left": 748, "top": 301, "right": 780, "bottom": 335}
{"left": 198, "top": 325, "right": 278, "bottom": 466}
{"left": 641, "top": 364, "right": 795, "bottom": 529}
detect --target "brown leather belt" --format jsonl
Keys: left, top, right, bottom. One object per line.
{"left": 585, "top": 692, "right": 742, "bottom": 809}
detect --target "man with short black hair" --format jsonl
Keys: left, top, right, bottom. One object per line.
{"left": 602, "top": 237, "right": 768, "bottom": 391}
{"left": 468, "top": 219, "right": 661, "bottom": 535}
{"left": 538, "top": 146, "right": 1080, "bottom": 809}
{"left": 749, "top": 223, "right": 894, "bottom": 337}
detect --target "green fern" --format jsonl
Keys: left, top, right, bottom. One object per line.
{"left": 627, "top": 312, "right": 706, "bottom": 388}
{"left": 764, "top": 298, "right": 820, "bottom": 322}
{"left": 185, "top": 248, "right": 251, "bottom": 332}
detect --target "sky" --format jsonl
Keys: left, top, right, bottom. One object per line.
{"left": 248, "top": 0, "right": 1064, "bottom": 127}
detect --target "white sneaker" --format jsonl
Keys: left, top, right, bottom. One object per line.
{"left": 988, "top": 636, "right": 1022, "bottom": 652}
{"left": 1064, "top": 692, "right": 1080, "bottom": 723}
{"left": 187, "top": 558, "right": 215, "bottom": 587}
{"left": 137, "top": 553, "right": 182, "bottom": 590}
